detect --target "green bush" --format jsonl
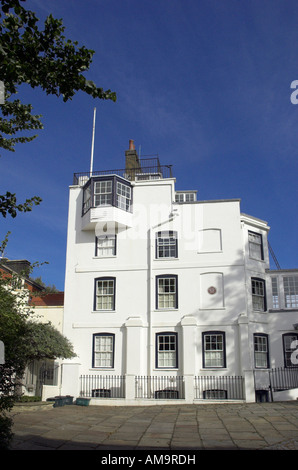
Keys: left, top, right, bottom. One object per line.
{"left": 0, "top": 414, "right": 13, "bottom": 450}
{"left": 17, "top": 395, "right": 42, "bottom": 403}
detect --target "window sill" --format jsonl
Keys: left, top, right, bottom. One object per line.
{"left": 154, "top": 309, "right": 178, "bottom": 312}
{"left": 92, "top": 310, "right": 116, "bottom": 314}
{"left": 93, "top": 256, "right": 116, "bottom": 259}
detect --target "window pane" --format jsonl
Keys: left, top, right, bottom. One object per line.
{"left": 283, "top": 276, "right": 298, "bottom": 308}
{"left": 116, "top": 182, "right": 131, "bottom": 211}
{"left": 252, "top": 279, "right": 265, "bottom": 311}
{"left": 158, "top": 277, "right": 177, "bottom": 309}
{"left": 83, "top": 185, "right": 91, "bottom": 213}
{"left": 97, "top": 236, "right": 116, "bottom": 256}
{"left": 94, "top": 335, "right": 114, "bottom": 367}
{"left": 271, "top": 277, "right": 279, "bottom": 309}
{"left": 96, "top": 280, "right": 114, "bottom": 310}
{"left": 94, "top": 180, "right": 112, "bottom": 206}
{"left": 248, "top": 231, "right": 263, "bottom": 260}
{"left": 157, "top": 232, "right": 177, "bottom": 258}
{"left": 157, "top": 334, "right": 177, "bottom": 368}
{"left": 204, "top": 334, "right": 224, "bottom": 367}
{"left": 254, "top": 335, "right": 268, "bottom": 368}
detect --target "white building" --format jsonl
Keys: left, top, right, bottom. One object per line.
{"left": 61, "top": 140, "right": 298, "bottom": 404}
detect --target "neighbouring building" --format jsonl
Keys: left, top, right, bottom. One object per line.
{"left": 0, "top": 258, "right": 64, "bottom": 399}
{"left": 61, "top": 140, "right": 298, "bottom": 404}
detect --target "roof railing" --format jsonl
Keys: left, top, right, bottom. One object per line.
{"left": 73, "top": 164, "right": 173, "bottom": 186}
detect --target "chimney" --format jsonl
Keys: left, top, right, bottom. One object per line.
{"left": 125, "top": 139, "right": 141, "bottom": 179}
{"left": 1, "top": 259, "right": 31, "bottom": 277}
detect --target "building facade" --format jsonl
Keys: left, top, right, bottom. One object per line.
{"left": 61, "top": 141, "right": 298, "bottom": 404}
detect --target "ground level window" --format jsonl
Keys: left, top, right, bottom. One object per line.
{"left": 92, "top": 334, "right": 115, "bottom": 368}
{"left": 203, "top": 332, "right": 226, "bottom": 368}
{"left": 254, "top": 334, "right": 269, "bottom": 368}
{"left": 156, "top": 333, "right": 178, "bottom": 368}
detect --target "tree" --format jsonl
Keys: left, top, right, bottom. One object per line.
{"left": 31, "top": 275, "right": 59, "bottom": 293}
{"left": 23, "top": 321, "right": 75, "bottom": 362}
{"left": 0, "top": 0, "right": 116, "bottom": 217}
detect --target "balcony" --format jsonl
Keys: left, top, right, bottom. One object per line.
{"left": 75, "top": 158, "right": 173, "bottom": 231}
{"left": 80, "top": 175, "right": 133, "bottom": 230}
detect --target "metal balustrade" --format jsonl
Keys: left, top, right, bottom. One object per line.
{"left": 80, "top": 375, "right": 125, "bottom": 398}
{"left": 194, "top": 375, "right": 245, "bottom": 400}
{"left": 135, "top": 376, "right": 185, "bottom": 399}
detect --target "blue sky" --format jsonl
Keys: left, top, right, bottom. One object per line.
{"left": 1, "top": 0, "right": 297, "bottom": 290}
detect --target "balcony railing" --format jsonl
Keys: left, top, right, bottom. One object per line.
{"left": 73, "top": 164, "right": 173, "bottom": 186}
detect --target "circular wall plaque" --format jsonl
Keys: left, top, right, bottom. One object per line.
{"left": 208, "top": 286, "right": 217, "bottom": 295}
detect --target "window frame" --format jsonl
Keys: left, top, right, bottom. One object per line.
{"left": 156, "top": 274, "right": 178, "bottom": 310}
{"left": 248, "top": 231, "right": 264, "bottom": 261}
{"left": 95, "top": 234, "right": 117, "bottom": 257}
{"left": 202, "top": 331, "right": 226, "bottom": 369}
{"left": 155, "top": 332, "right": 178, "bottom": 369}
{"left": 94, "top": 277, "right": 116, "bottom": 311}
{"left": 251, "top": 278, "right": 267, "bottom": 312}
{"left": 254, "top": 333, "right": 270, "bottom": 369}
{"left": 155, "top": 231, "right": 178, "bottom": 259}
{"left": 92, "top": 333, "right": 115, "bottom": 369}
{"left": 283, "top": 276, "right": 298, "bottom": 309}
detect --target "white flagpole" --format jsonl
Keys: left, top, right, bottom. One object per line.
{"left": 90, "top": 107, "right": 96, "bottom": 176}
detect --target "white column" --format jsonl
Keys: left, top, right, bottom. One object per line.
{"left": 125, "top": 317, "right": 143, "bottom": 400}
{"left": 237, "top": 314, "right": 255, "bottom": 402}
{"left": 181, "top": 315, "right": 197, "bottom": 402}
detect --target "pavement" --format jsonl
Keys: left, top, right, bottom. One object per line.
{"left": 8, "top": 401, "right": 298, "bottom": 452}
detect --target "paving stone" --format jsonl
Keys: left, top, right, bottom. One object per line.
{"left": 9, "top": 402, "right": 298, "bottom": 451}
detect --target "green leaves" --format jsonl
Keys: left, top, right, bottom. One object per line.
{"left": 0, "top": 3, "right": 117, "bottom": 102}
{"left": 0, "top": 192, "right": 42, "bottom": 218}
{"left": 0, "top": 0, "right": 116, "bottom": 217}
{"left": 24, "top": 321, "right": 75, "bottom": 361}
